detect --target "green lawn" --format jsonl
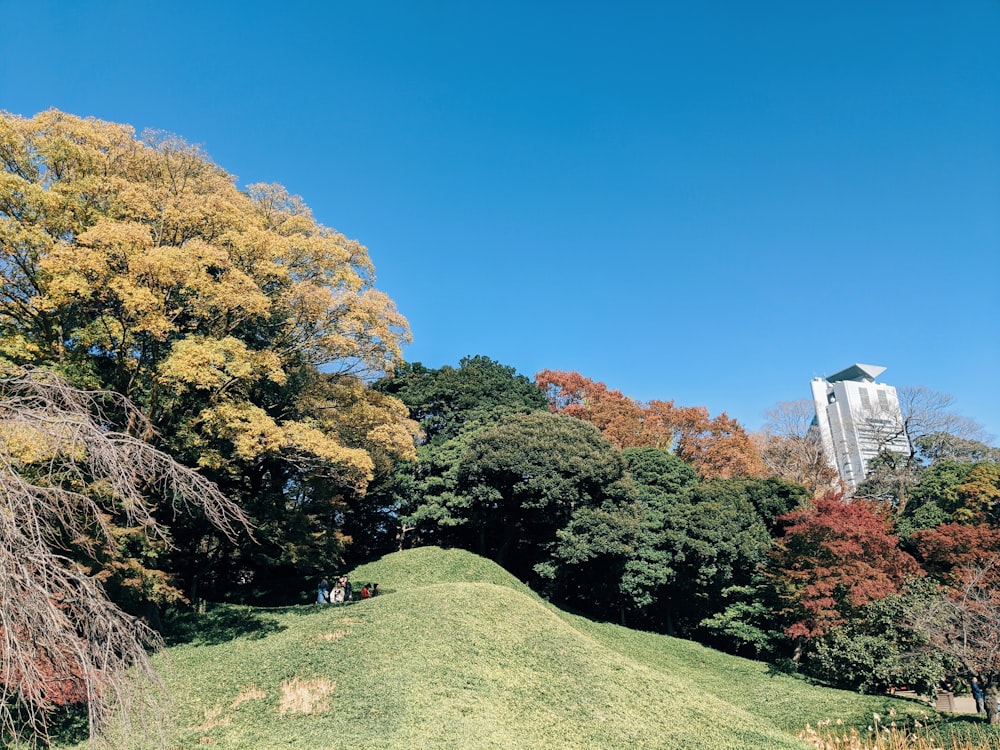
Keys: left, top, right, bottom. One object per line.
{"left": 61, "top": 547, "right": 968, "bottom": 749}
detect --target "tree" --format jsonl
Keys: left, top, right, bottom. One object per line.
{"left": 403, "top": 411, "right": 629, "bottom": 580}
{"left": 853, "top": 387, "right": 991, "bottom": 510}
{"left": 536, "top": 369, "right": 765, "bottom": 479}
{"left": 803, "top": 579, "right": 949, "bottom": 695}
{"left": 909, "top": 523, "right": 1000, "bottom": 584}
{"left": 908, "top": 564, "right": 1000, "bottom": 724}
{"left": 896, "top": 460, "right": 1000, "bottom": 538}
{"left": 368, "top": 356, "right": 549, "bottom": 555}
{"left": 376, "top": 355, "right": 547, "bottom": 445}
{"left": 541, "top": 497, "right": 645, "bottom": 623}
{"left": 534, "top": 369, "right": 653, "bottom": 448}
{"left": 897, "top": 387, "right": 989, "bottom": 454}
{"left": 614, "top": 449, "right": 699, "bottom": 632}
{"left": 914, "top": 433, "right": 999, "bottom": 465}
{"left": 619, "top": 471, "right": 805, "bottom": 642}
{"left": 770, "top": 493, "right": 922, "bottom": 655}
{"left": 754, "top": 399, "right": 839, "bottom": 495}
{"left": 0, "top": 109, "right": 415, "bottom": 601}
{"left": 0, "top": 368, "right": 248, "bottom": 746}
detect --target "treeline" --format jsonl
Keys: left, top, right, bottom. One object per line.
{"left": 2, "top": 110, "right": 1000, "bottom": 740}
{"left": 366, "top": 356, "right": 1000, "bottom": 707}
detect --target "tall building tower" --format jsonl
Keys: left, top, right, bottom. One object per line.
{"left": 810, "top": 364, "right": 911, "bottom": 490}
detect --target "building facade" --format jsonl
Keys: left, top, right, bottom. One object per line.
{"left": 810, "top": 364, "right": 911, "bottom": 490}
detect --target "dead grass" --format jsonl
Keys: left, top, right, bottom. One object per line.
{"left": 231, "top": 684, "right": 266, "bottom": 709}
{"left": 191, "top": 706, "right": 232, "bottom": 731}
{"left": 800, "top": 713, "right": 1000, "bottom": 750}
{"left": 318, "top": 629, "right": 352, "bottom": 642}
{"left": 278, "top": 677, "right": 335, "bottom": 715}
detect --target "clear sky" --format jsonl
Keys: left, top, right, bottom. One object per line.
{"left": 2, "top": 1, "right": 998, "bottom": 440}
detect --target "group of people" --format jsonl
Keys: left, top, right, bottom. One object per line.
{"left": 316, "top": 575, "right": 379, "bottom": 604}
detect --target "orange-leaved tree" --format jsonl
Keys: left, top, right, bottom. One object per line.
{"left": 535, "top": 369, "right": 765, "bottom": 479}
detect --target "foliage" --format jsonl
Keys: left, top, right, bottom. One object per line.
{"left": 539, "top": 497, "right": 645, "bottom": 620}
{"left": 909, "top": 523, "right": 1000, "bottom": 584}
{"left": 771, "top": 493, "right": 922, "bottom": 644}
{"left": 536, "top": 369, "right": 766, "bottom": 479}
{"left": 375, "top": 355, "right": 547, "bottom": 446}
{"left": 622, "top": 446, "right": 700, "bottom": 496}
{"left": 897, "top": 459, "right": 1000, "bottom": 540}
{"left": 409, "top": 411, "right": 629, "bottom": 579}
{"left": 0, "top": 368, "right": 249, "bottom": 747}
{"left": 0, "top": 109, "right": 416, "bottom": 603}
{"left": 622, "top": 475, "right": 805, "bottom": 640}
{"left": 802, "top": 579, "right": 949, "bottom": 695}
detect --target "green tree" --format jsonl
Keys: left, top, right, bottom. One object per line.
{"left": 404, "top": 411, "right": 628, "bottom": 580}
{"left": 622, "top": 473, "right": 806, "bottom": 640}
{"left": 803, "top": 578, "right": 949, "bottom": 695}
{"left": 376, "top": 355, "right": 548, "bottom": 445}
{"left": 368, "top": 356, "right": 549, "bottom": 556}
{"left": 898, "top": 459, "right": 1000, "bottom": 536}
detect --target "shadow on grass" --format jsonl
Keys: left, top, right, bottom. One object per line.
{"left": 161, "top": 603, "right": 286, "bottom": 646}
{"left": 2, "top": 702, "right": 91, "bottom": 749}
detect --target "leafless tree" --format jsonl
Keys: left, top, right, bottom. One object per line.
{"left": 0, "top": 368, "right": 251, "bottom": 747}
{"left": 855, "top": 386, "right": 992, "bottom": 511}
{"left": 898, "top": 386, "right": 990, "bottom": 452}
{"left": 908, "top": 563, "right": 1000, "bottom": 725}
{"left": 754, "top": 399, "right": 839, "bottom": 495}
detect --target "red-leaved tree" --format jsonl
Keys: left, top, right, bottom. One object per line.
{"left": 771, "top": 492, "right": 922, "bottom": 653}
{"left": 910, "top": 523, "right": 1000, "bottom": 585}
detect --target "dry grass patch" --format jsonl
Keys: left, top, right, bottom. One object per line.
{"left": 278, "top": 677, "right": 335, "bottom": 715}
{"left": 231, "top": 683, "right": 266, "bottom": 708}
{"left": 800, "top": 714, "right": 1000, "bottom": 750}
{"left": 319, "top": 629, "right": 352, "bottom": 642}
{"left": 191, "top": 705, "right": 232, "bottom": 731}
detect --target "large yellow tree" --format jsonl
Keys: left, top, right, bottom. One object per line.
{"left": 0, "top": 110, "right": 417, "bottom": 601}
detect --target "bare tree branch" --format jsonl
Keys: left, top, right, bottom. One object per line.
{"left": 0, "top": 367, "right": 252, "bottom": 746}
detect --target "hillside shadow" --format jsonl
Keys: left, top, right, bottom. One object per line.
{"left": 161, "top": 603, "right": 286, "bottom": 646}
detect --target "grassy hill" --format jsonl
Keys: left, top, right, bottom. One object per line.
{"left": 77, "top": 547, "right": 948, "bottom": 749}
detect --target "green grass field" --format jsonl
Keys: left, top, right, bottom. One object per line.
{"left": 62, "top": 547, "right": 979, "bottom": 749}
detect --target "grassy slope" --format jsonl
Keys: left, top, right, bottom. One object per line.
{"left": 107, "top": 547, "right": 938, "bottom": 750}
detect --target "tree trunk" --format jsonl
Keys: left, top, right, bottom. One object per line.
{"left": 987, "top": 687, "right": 998, "bottom": 725}
{"left": 791, "top": 640, "right": 804, "bottom": 663}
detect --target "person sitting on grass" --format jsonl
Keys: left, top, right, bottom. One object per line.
{"left": 317, "top": 578, "right": 330, "bottom": 604}
{"left": 360, "top": 583, "right": 371, "bottom": 599}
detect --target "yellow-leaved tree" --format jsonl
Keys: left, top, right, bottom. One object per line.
{"left": 0, "top": 109, "right": 418, "bottom": 606}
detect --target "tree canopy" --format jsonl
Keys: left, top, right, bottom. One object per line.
{"left": 535, "top": 369, "right": 766, "bottom": 480}
{"left": 0, "top": 109, "right": 417, "bottom": 603}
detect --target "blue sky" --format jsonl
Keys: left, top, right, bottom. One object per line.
{"left": 2, "top": 2, "right": 998, "bottom": 439}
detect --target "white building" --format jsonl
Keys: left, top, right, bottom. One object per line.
{"left": 810, "top": 364, "right": 911, "bottom": 490}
